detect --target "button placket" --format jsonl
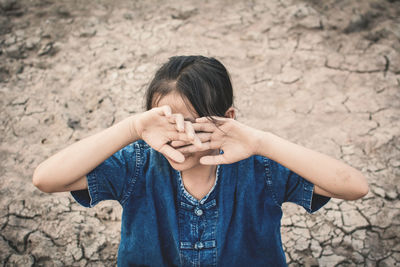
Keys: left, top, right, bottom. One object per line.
{"left": 177, "top": 166, "right": 220, "bottom": 267}
{"left": 194, "top": 241, "right": 204, "bottom": 250}
{"left": 194, "top": 207, "right": 203, "bottom": 216}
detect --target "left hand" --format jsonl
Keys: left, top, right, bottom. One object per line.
{"left": 174, "top": 117, "right": 261, "bottom": 165}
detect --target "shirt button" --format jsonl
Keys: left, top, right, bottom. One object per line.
{"left": 194, "top": 208, "right": 203, "bottom": 216}
{"left": 194, "top": 241, "right": 204, "bottom": 250}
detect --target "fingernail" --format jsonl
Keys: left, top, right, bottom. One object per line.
{"left": 177, "top": 155, "right": 185, "bottom": 163}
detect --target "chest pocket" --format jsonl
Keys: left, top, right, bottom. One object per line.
{"left": 178, "top": 199, "right": 218, "bottom": 267}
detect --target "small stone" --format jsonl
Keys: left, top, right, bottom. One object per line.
{"left": 56, "top": 6, "right": 71, "bottom": 18}
{"left": 1, "top": 224, "right": 32, "bottom": 252}
{"left": 4, "top": 34, "right": 16, "bottom": 46}
{"left": 24, "top": 100, "right": 46, "bottom": 115}
{"left": 352, "top": 251, "right": 365, "bottom": 264}
{"left": 14, "top": 29, "right": 25, "bottom": 40}
{"left": 171, "top": 8, "right": 198, "bottom": 20}
{"left": 392, "top": 252, "right": 400, "bottom": 263}
{"left": 123, "top": 13, "right": 133, "bottom": 20}
{"left": 353, "top": 229, "right": 367, "bottom": 241}
{"left": 67, "top": 117, "right": 81, "bottom": 130}
{"left": 25, "top": 37, "right": 41, "bottom": 50}
{"left": 339, "top": 201, "right": 356, "bottom": 211}
{"left": 28, "top": 231, "right": 63, "bottom": 261}
{"left": 386, "top": 190, "right": 398, "bottom": 200}
{"left": 325, "top": 210, "right": 343, "bottom": 226}
{"left": 295, "top": 236, "right": 309, "bottom": 250}
{"left": 310, "top": 239, "right": 322, "bottom": 258}
{"left": 379, "top": 256, "right": 397, "bottom": 267}
{"left": 382, "top": 225, "right": 400, "bottom": 240}
{"left": 369, "top": 208, "right": 399, "bottom": 228}
{"left": 12, "top": 116, "right": 40, "bottom": 136}
{"left": 0, "top": 0, "right": 18, "bottom": 11}
{"left": 341, "top": 145, "right": 355, "bottom": 155}
{"left": 344, "top": 13, "right": 373, "bottom": 34}
{"left": 290, "top": 4, "right": 321, "bottom": 29}
{"left": 292, "top": 227, "right": 310, "bottom": 238}
{"left": 278, "top": 67, "right": 302, "bottom": 84}
{"left": 389, "top": 157, "right": 400, "bottom": 168}
{"left": 352, "top": 239, "right": 364, "bottom": 251}
{"left": 342, "top": 210, "right": 369, "bottom": 231}
{"left": 0, "top": 66, "right": 10, "bottom": 82}
{"left": 6, "top": 254, "right": 34, "bottom": 266}
{"left": 318, "top": 254, "right": 347, "bottom": 266}
{"left": 37, "top": 42, "right": 54, "bottom": 56}
{"left": 0, "top": 237, "right": 11, "bottom": 263}
{"left": 281, "top": 215, "right": 292, "bottom": 226}
{"left": 5, "top": 44, "right": 25, "bottom": 59}
{"left": 79, "top": 23, "right": 97, "bottom": 38}
{"left": 302, "top": 257, "right": 319, "bottom": 267}
{"left": 321, "top": 245, "right": 334, "bottom": 256}
{"left": 66, "top": 242, "right": 83, "bottom": 261}
{"left": 80, "top": 28, "right": 97, "bottom": 38}
{"left": 311, "top": 223, "right": 333, "bottom": 243}
{"left": 331, "top": 235, "right": 343, "bottom": 246}
{"left": 372, "top": 186, "right": 386, "bottom": 198}
{"left": 16, "top": 64, "right": 24, "bottom": 74}
{"left": 81, "top": 230, "right": 106, "bottom": 260}
{"left": 110, "top": 72, "right": 118, "bottom": 80}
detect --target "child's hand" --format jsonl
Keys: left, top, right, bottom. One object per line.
{"left": 175, "top": 117, "right": 261, "bottom": 165}
{"left": 133, "top": 105, "right": 202, "bottom": 163}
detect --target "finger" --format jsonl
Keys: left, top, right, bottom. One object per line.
{"left": 159, "top": 144, "right": 185, "bottom": 163}
{"left": 195, "top": 117, "right": 210, "bottom": 123}
{"left": 193, "top": 134, "right": 202, "bottom": 148}
{"left": 174, "top": 114, "right": 185, "bottom": 132}
{"left": 200, "top": 141, "right": 221, "bottom": 150}
{"left": 196, "top": 116, "right": 227, "bottom": 123}
{"left": 177, "top": 141, "right": 221, "bottom": 153}
{"left": 166, "top": 114, "right": 185, "bottom": 132}
{"left": 200, "top": 155, "right": 227, "bottom": 165}
{"left": 156, "top": 105, "right": 172, "bottom": 117}
{"left": 166, "top": 131, "right": 196, "bottom": 142}
{"left": 185, "top": 121, "right": 204, "bottom": 148}
{"left": 192, "top": 122, "right": 217, "bottom": 133}
{"left": 197, "top": 132, "right": 212, "bottom": 142}
{"left": 184, "top": 121, "right": 195, "bottom": 141}
{"left": 170, "top": 140, "right": 187, "bottom": 147}
{"left": 170, "top": 133, "right": 212, "bottom": 148}
{"left": 177, "top": 144, "right": 208, "bottom": 154}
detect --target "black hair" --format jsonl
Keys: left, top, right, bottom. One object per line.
{"left": 145, "top": 56, "right": 234, "bottom": 118}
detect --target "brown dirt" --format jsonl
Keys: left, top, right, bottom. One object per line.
{"left": 1, "top": 0, "right": 399, "bottom": 266}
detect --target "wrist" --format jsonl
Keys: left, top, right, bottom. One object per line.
{"left": 127, "top": 113, "right": 144, "bottom": 142}
{"left": 252, "top": 130, "right": 271, "bottom": 157}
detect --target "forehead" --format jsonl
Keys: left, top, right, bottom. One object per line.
{"left": 156, "top": 92, "right": 198, "bottom": 120}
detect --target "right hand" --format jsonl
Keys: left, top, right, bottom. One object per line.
{"left": 132, "top": 105, "right": 202, "bottom": 163}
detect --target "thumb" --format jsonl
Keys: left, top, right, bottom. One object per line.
{"left": 200, "top": 155, "right": 226, "bottom": 165}
{"left": 159, "top": 144, "right": 185, "bottom": 163}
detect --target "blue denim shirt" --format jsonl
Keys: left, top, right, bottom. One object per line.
{"left": 71, "top": 140, "right": 330, "bottom": 266}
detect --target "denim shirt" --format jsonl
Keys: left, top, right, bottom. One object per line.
{"left": 71, "top": 140, "right": 330, "bottom": 266}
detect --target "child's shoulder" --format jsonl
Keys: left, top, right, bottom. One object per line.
{"left": 128, "top": 140, "right": 168, "bottom": 165}
{"left": 132, "top": 139, "right": 151, "bottom": 149}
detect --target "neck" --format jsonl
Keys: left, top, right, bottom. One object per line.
{"left": 181, "top": 163, "right": 217, "bottom": 185}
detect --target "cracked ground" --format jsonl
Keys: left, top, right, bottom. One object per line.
{"left": 0, "top": 0, "right": 399, "bottom": 266}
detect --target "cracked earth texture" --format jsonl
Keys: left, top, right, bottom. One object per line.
{"left": 1, "top": 0, "right": 399, "bottom": 266}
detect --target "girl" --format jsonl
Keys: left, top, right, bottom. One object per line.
{"left": 33, "top": 56, "right": 368, "bottom": 266}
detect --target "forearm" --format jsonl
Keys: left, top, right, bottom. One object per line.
{"left": 255, "top": 131, "right": 368, "bottom": 200}
{"left": 32, "top": 115, "right": 141, "bottom": 192}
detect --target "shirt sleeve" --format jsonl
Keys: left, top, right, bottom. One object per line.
{"left": 70, "top": 142, "right": 140, "bottom": 208}
{"left": 263, "top": 157, "right": 330, "bottom": 213}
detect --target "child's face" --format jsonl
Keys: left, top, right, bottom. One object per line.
{"left": 155, "top": 92, "right": 218, "bottom": 171}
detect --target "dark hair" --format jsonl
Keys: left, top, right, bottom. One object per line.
{"left": 145, "top": 56, "right": 234, "bottom": 118}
